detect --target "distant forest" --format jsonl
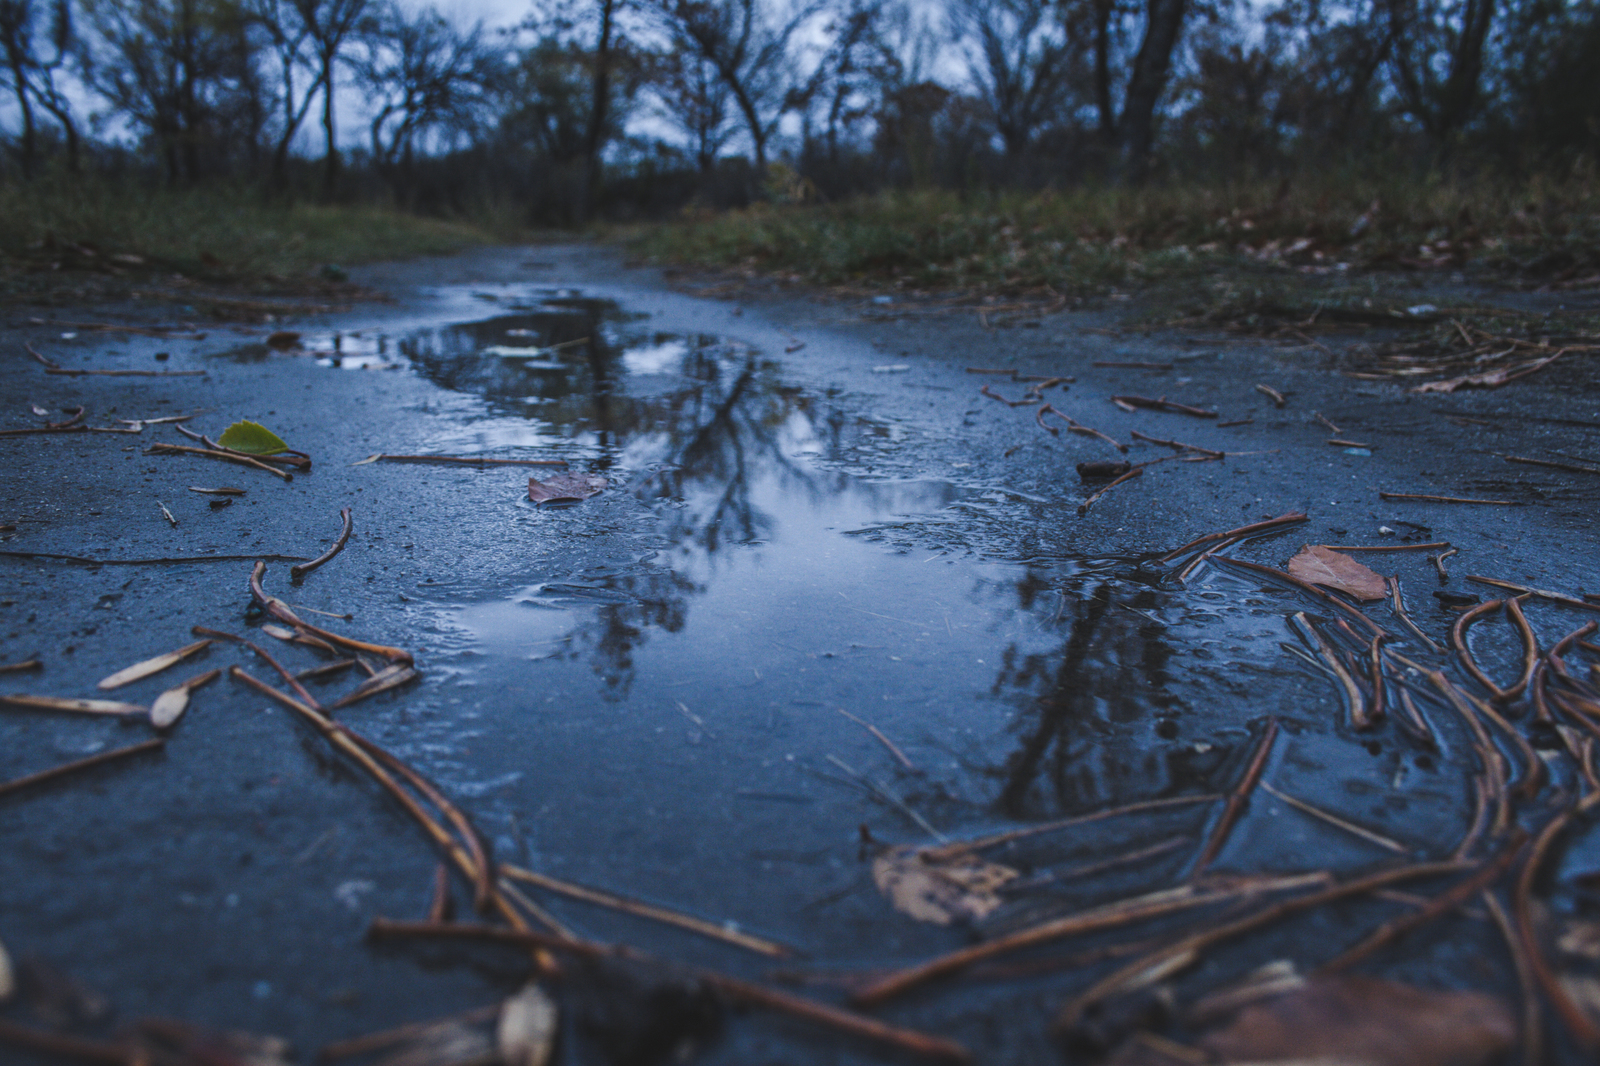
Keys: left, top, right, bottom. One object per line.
{"left": 1, "top": 0, "right": 1596, "bottom": 222}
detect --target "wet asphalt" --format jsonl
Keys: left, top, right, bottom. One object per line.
{"left": 1, "top": 244, "right": 1597, "bottom": 1064}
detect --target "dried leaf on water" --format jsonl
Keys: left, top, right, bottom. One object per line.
{"left": 217, "top": 420, "right": 289, "bottom": 455}
{"left": 265, "top": 331, "right": 301, "bottom": 350}
{"left": 0, "top": 694, "right": 146, "bottom": 716}
{"left": 1196, "top": 974, "right": 1513, "bottom": 1066}
{"left": 1286, "top": 545, "right": 1387, "bottom": 602}
{"left": 97, "top": 639, "right": 211, "bottom": 690}
{"left": 498, "top": 984, "right": 558, "bottom": 1066}
{"left": 528, "top": 473, "right": 607, "bottom": 505}
{"left": 1412, "top": 353, "right": 1561, "bottom": 393}
{"left": 871, "top": 845, "right": 1018, "bottom": 925}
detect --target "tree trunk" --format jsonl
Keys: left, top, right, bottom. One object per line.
{"left": 1093, "top": 0, "right": 1114, "bottom": 145}
{"left": 1118, "top": 0, "right": 1186, "bottom": 182}
{"left": 1437, "top": 0, "right": 1495, "bottom": 139}
{"left": 322, "top": 51, "right": 338, "bottom": 198}
{"left": 4, "top": 47, "right": 35, "bottom": 179}
{"left": 581, "top": 0, "right": 616, "bottom": 222}
{"left": 729, "top": 80, "right": 766, "bottom": 173}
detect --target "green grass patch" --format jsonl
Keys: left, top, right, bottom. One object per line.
{"left": 0, "top": 175, "right": 500, "bottom": 301}
{"left": 632, "top": 177, "right": 1600, "bottom": 305}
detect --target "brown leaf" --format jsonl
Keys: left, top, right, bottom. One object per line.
{"left": 1287, "top": 545, "right": 1387, "bottom": 602}
{"left": 871, "top": 845, "right": 1018, "bottom": 925}
{"left": 528, "top": 473, "right": 607, "bottom": 506}
{"left": 1412, "top": 353, "right": 1561, "bottom": 393}
{"left": 498, "top": 984, "right": 558, "bottom": 1066}
{"left": 265, "top": 331, "right": 301, "bottom": 350}
{"left": 1197, "top": 974, "right": 1513, "bottom": 1066}
{"left": 97, "top": 639, "right": 211, "bottom": 690}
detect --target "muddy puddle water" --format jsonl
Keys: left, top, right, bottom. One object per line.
{"left": 296, "top": 297, "right": 1478, "bottom": 946}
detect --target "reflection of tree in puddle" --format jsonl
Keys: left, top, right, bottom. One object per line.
{"left": 983, "top": 571, "right": 1208, "bottom": 819}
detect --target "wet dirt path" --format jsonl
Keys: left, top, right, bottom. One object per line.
{"left": 2, "top": 245, "right": 1598, "bottom": 1064}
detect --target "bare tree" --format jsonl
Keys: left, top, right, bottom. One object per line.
{"left": 651, "top": 48, "right": 733, "bottom": 171}
{"left": 648, "top": 0, "right": 819, "bottom": 172}
{"left": 291, "top": 0, "right": 366, "bottom": 196}
{"left": 0, "top": 0, "right": 80, "bottom": 176}
{"left": 1382, "top": 0, "right": 1497, "bottom": 143}
{"left": 951, "top": 0, "right": 1077, "bottom": 159}
{"left": 353, "top": 1, "right": 492, "bottom": 198}
{"left": 242, "top": 0, "right": 324, "bottom": 191}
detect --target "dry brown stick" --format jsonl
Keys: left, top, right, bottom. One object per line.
{"left": 837, "top": 708, "right": 916, "bottom": 771}
{"left": 1005, "top": 835, "right": 1192, "bottom": 893}
{"left": 1369, "top": 636, "right": 1389, "bottom": 723}
{"left": 1313, "top": 411, "right": 1342, "bottom": 434}
{"left": 0, "top": 549, "right": 307, "bottom": 565}
{"left": 850, "top": 877, "right": 1319, "bottom": 1008}
{"left": 1042, "top": 407, "right": 1127, "bottom": 451}
{"left": 1504, "top": 454, "right": 1600, "bottom": 476}
{"left": 0, "top": 425, "right": 88, "bottom": 437}
{"left": 0, "top": 1019, "right": 128, "bottom": 1064}
{"left": 1035, "top": 403, "right": 1060, "bottom": 436}
{"left": 1078, "top": 466, "right": 1142, "bottom": 514}
{"left": 1192, "top": 718, "right": 1279, "bottom": 877}
{"left": 1177, "top": 535, "right": 1244, "bottom": 583}
{"left": 194, "top": 626, "right": 321, "bottom": 709}
{"left": 1129, "top": 430, "right": 1224, "bottom": 459}
{"left": 353, "top": 453, "right": 568, "bottom": 468}
{"left": 0, "top": 659, "right": 41, "bottom": 674}
{"left": 1460, "top": 688, "right": 1546, "bottom": 802}
{"left": 1215, "top": 557, "right": 1388, "bottom": 639}
{"left": 1455, "top": 773, "right": 1491, "bottom": 860}
{"left": 1319, "top": 838, "right": 1523, "bottom": 973}
{"left": 1096, "top": 360, "right": 1172, "bottom": 370}
{"left": 319, "top": 1003, "right": 500, "bottom": 1062}
{"left": 0, "top": 737, "right": 166, "bottom": 799}
{"left": 922, "top": 794, "right": 1220, "bottom": 861}
{"left": 1433, "top": 548, "right": 1458, "bottom": 581}
{"left": 1515, "top": 806, "right": 1600, "bottom": 1050}
{"left": 173, "top": 424, "right": 310, "bottom": 470}
{"left": 1258, "top": 781, "right": 1406, "bottom": 853}
{"left": 228, "top": 668, "right": 515, "bottom": 935}
{"left": 1158, "top": 512, "right": 1309, "bottom": 563}
{"left": 1052, "top": 860, "right": 1471, "bottom": 1035}
{"left": 22, "top": 341, "right": 58, "bottom": 367}
{"left": 1298, "top": 614, "right": 1372, "bottom": 728}
{"left": 1395, "top": 687, "right": 1439, "bottom": 747}
{"left": 1112, "top": 394, "right": 1218, "bottom": 418}
{"left": 1388, "top": 575, "right": 1445, "bottom": 654}
{"left": 501, "top": 864, "right": 793, "bottom": 957}
{"left": 1504, "top": 597, "right": 1541, "bottom": 701}
{"left": 495, "top": 876, "right": 579, "bottom": 940}
{"left": 1453, "top": 599, "right": 1515, "bottom": 700}
{"left": 327, "top": 664, "right": 418, "bottom": 710}
{"left": 1390, "top": 653, "right": 1513, "bottom": 833}
{"left": 367, "top": 919, "right": 972, "bottom": 1063}
{"left": 1469, "top": 576, "right": 1600, "bottom": 614}
{"left": 1321, "top": 541, "right": 1452, "bottom": 553}
{"left": 250, "top": 562, "right": 412, "bottom": 664}
{"left": 428, "top": 863, "right": 452, "bottom": 924}
{"left": 291, "top": 508, "right": 353, "bottom": 582}
{"left": 1379, "top": 491, "right": 1519, "bottom": 506}
{"left": 1254, "top": 384, "right": 1286, "bottom": 407}
{"left": 979, "top": 384, "right": 1037, "bottom": 407}
{"left": 46, "top": 367, "right": 206, "bottom": 377}
{"left": 1483, "top": 889, "right": 1543, "bottom": 1066}
{"left": 964, "top": 366, "right": 1018, "bottom": 375}
{"left": 147, "top": 442, "right": 290, "bottom": 480}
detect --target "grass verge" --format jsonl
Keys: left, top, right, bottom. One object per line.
{"left": 0, "top": 175, "right": 501, "bottom": 310}
{"left": 631, "top": 177, "right": 1600, "bottom": 311}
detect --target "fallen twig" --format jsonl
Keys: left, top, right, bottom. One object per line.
{"left": 837, "top": 708, "right": 916, "bottom": 770}
{"left": 0, "top": 737, "right": 166, "bottom": 799}
{"left": 1504, "top": 455, "right": 1600, "bottom": 476}
{"left": 501, "top": 864, "right": 793, "bottom": 957}
{"left": 1130, "top": 430, "right": 1224, "bottom": 459}
{"left": 1468, "top": 576, "right": 1600, "bottom": 614}
{"left": 1483, "top": 889, "right": 1543, "bottom": 1066}
{"left": 1255, "top": 384, "right": 1286, "bottom": 407}
{"left": 0, "top": 550, "right": 307, "bottom": 565}
{"left": 97, "top": 639, "right": 211, "bottom": 690}
{"left": 1111, "top": 394, "right": 1218, "bottom": 418}
{"left": 1453, "top": 600, "right": 1516, "bottom": 700}
{"left": 1433, "top": 547, "right": 1458, "bottom": 581}
{"left": 250, "top": 562, "right": 412, "bottom": 664}
{"left": 367, "top": 918, "right": 972, "bottom": 1062}
{"left": 922, "top": 794, "right": 1219, "bottom": 861}
{"left": 1321, "top": 541, "right": 1451, "bottom": 552}
{"left": 1258, "top": 780, "right": 1406, "bottom": 854}
{"left": 1078, "top": 466, "right": 1142, "bottom": 514}
{"left": 352, "top": 453, "right": 568, "bottom": 468}
{"left": 147, "top": 442, "right": 291, "bottom": 480}
{"left": 1388, "top": 576, "right": 1444, "bottom": 654}
{"left": 319, "top": 1004, "right": 500, "bottom": 1062}
{"left": 1158, "top": 512, "right": 1308, "bottom": 563}
{"left": 0, "top": 659, "right": 41, "bottom": 674}
{"left": 174, "top": 424, "right": 311, "bottom": 470}
{"left": 1212, "top": 557, "right": 1387, "bottom": 639}
{"left": 291, "top": 508, "right": 353, "bottom": 581}
{"left": 1515, "top": 806, "right": 1600, "bottom": 1049}
{"left": 1380, "top": 491, "right": 1519, "bottom": 505}
{"left": 0, "top": 694, "right": 145, "bottom": 716}
{"left": 1314, "top": 412, "right": 1342, "bottom": 434}
{"left": 1192, "top": 718, "right": 1279, "bottom": 877}
{"left": 327, "top": 663, "right": 419, "bottom": 709}
{"left": 1039, "top": 405, "right": 1127, "bottom": 451}
{"left": 1095, "top": 361, "right": 1171, "bottom": 370}
{"left": 980, "top": 384, "right": 1038, "bottom": 407}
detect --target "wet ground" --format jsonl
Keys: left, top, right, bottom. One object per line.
{"left": 2, "top": 245, "right": 1599, "bottom": 1064}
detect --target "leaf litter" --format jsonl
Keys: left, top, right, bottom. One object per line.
{"left": 872, "top": 845, "right": 1020, "bottom": 926}
{"left": 1285, "top": 544, "right": 1389, "bottom": 601}
{"left": 528, "top": 472, "right": 608, "bottom": 505}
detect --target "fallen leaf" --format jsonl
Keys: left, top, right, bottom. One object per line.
{"left": 528, "top": 473, "right": 607, "bottom": 505}
{"left": 217, "top": 420, "right": 289, "bottom": 455}
{"left": 1197, "top": 974, "right": 1513, "bottom": 1066}
{"left": 498, "top": 983, "right": 558, "bottom": 1066}
{"left": 0, "top": 694, "right": 146, "bottom": 716}
{"left": 1287, "top": 545, "right": 1387, "bottom": 602}
{"left": 1412, "top": 353, "right": 1561, "bottom": 393}
{"left": 265, "top": 331, "right": 301, "bottom": 350}
{"left": 260, "top": 624, "right": 298, "bottom": 641}
{"left": 871, "top": 845, "right": 1018, "bottom": 925}
{"left": 97, "top": 639, "right": 211, "bottom": 690}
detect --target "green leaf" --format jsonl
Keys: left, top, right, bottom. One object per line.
{"left": 217, "top": 420, "right": 289, "bottom": 455}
